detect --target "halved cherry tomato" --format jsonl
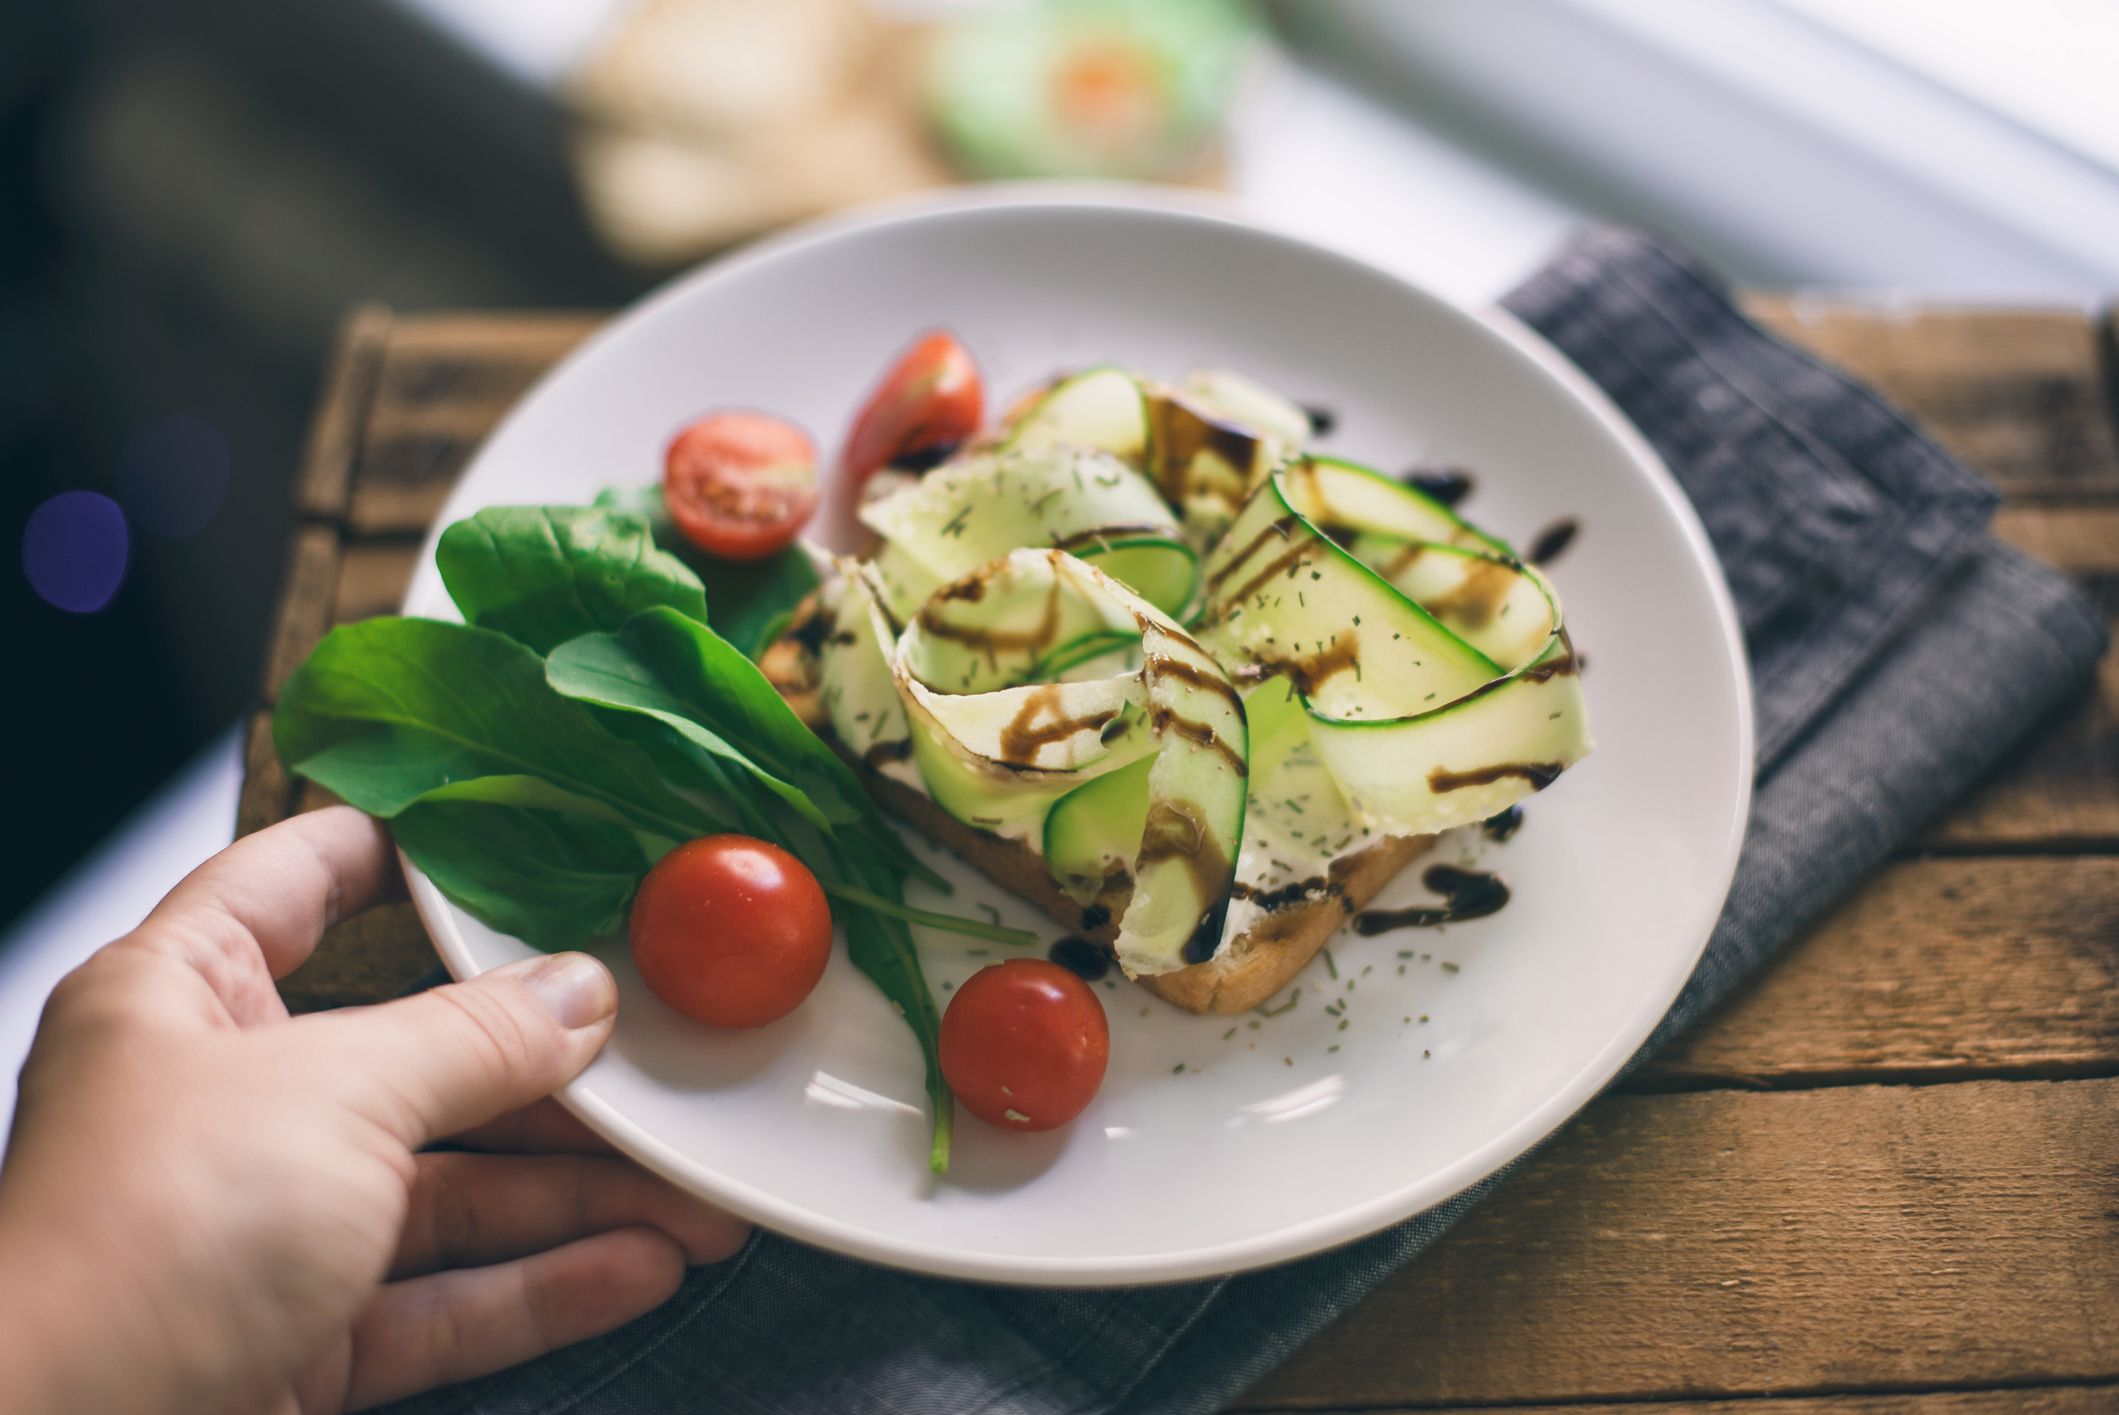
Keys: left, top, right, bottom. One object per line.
{"left": 665, "top": 411, "right": 819, "bottom": 561}
{"left": 628, "top": 835, "right": 831, "bottom": 1028}
{"left": 939, "top": 958, "right": 1109, "bottom": 1132}
{"left": 840, "top": 332, "right": 984, "bottom": 489}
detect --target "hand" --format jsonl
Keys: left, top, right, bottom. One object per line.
{"left": 0, "top": 807, "right": 748, "bottom": 1414}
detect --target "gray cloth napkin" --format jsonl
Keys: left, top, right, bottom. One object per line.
{"left": 390, "top": 228, "right": 2107, "bottom": 1415}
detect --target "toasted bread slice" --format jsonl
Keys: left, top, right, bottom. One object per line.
{"left": 851, "top": 754, "right": 1431, "bottom": 1014}
{"left": 761, "top": 618, "right": 1434, "bottom": 1015}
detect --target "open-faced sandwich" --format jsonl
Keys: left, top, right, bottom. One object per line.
{"left": 768, "top": 336, "right": 1592, "bottom": 1014}
{"left": 270, "top": 328, "right": 1590, "bottom": 1172}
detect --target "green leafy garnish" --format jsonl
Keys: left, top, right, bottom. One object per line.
{"left": 275, "top": 505, "right": 967, "bottom": 1171}
{"left": 437, "top": 505, "right": 707, "bottom": 653}
{"left": 592, "top": 484, "right": 820, "bottom": 659}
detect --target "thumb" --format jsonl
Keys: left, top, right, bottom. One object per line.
{"left": 306, "top": 952, "right": 618, "bottom": 1149}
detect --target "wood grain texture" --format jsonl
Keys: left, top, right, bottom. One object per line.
{"left": 256, "top": 524, "right": 341, "bottom": 704}
{"left": 1251, "top": 1382, "right": 2119, "bottom": 1414}
{"left": 332, "top": 541, "right": 421, "bottom": 625}
{"left": 1237, "top": 1080, "right": 2119, "bottom": 1410}
{"left": 349, "top": 314, "right": 598, "bottom": 533}
{"left": 1743, "top": 298, "right": 2119, "bottom": 498}
{"left": 235, "top": 709, "right": 291, "bottom": 840}
{"left": 275, "top": 903, "right": 442, "bottom": 1016}
{"left": 1636, "top": 858, "right": 2119, "bottom": 1087}
{"left": 293, "top": 304, "right": 391, "bottom": 519}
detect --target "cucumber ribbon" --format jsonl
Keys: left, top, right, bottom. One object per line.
{"left": 1199, "top": 457, "right": 1590, "bottom": 836}
{"left": 825, "top": 549, "right": 1248, "bottom": 978}
{"left": 823, "top": 366, "right": 1591, "bottom": 975}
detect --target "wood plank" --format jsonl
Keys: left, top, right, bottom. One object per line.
{"left": 1925, "top": 506, "right": 2117, "bottom": 848}
{"left": 332, "top": 541, "right": 422, "bottom": 625}
{"left": 1744, "top": 298, "right": 2119, "bottom": 498}
{"left": 235, "top": 709, "right": 292, "bottom": 840}
{"left": 1248, "top": 1382, "right": 2119, "bottom": 1414}
{"left": 348, "top": 314, "right": 599, "bottom": 533}
{"left": 1637, "top": 857, "right": 2119, "bottom": 1087}
{"left": 256, "top": 524, "right": 341, "bottom": 704}
{"left": 276, "top": 902, "right": 443, "bottom": 1016}
{"left": 1236, "top": 1080, "right": 2119, "bottom": 1410}
{"left": 294, "top": 304, "right": 391, "bottom": 519}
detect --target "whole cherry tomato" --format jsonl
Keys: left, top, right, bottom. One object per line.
{"left": 939, "top": 958, "right": 1109, "bottom": 1132}
{"left": 628, "top": 835, "right": 831, "bottom": 1028}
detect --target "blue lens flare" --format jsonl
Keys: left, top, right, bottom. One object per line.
{"left": 23, "top": 490, "right": 131, "bottom": 613}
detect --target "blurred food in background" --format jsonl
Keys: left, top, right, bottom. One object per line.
{"left": 565, "top": 0, "right": 1260, "bottom": 263}
{"left": 927, "top": 0, "right": 1254, "bottom": 181}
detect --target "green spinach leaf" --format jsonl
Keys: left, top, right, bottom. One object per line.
{"left": 437, "top": 505, "right": 707, "bottom": 654}
{"left": 392, "top": 796, "right": 658, "bottom": 947}
{"left": 547, "top": 607, "right": 873, "bottom": 834}
{"left": 547, "top": 607, "right": 955, "bottom": 1168}
{"left": 273, "top": 616, "right": 724, "bottom": 843}
{"left": 592, "top": 485, "right": 819, "bottom": 658}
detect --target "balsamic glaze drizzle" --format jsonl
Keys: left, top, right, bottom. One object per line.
{"left": 1402, "top": 465, "right": 1475, "bottom": 507}
{"left": 1047, "top": 935, "right": 1111, "bottom": 981}
{"left": 1481, "top": 804, "right": 1524, "bottom": 843}
{"left": 1351, "top": 865, "right": 1511, "bottom": 933}
{"left": 1527, "top": 517, "right": 1580, "bottom": 565}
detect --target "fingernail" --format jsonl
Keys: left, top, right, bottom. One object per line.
{"left": 513, "top": 953, "right": 616, "bottom": 1029}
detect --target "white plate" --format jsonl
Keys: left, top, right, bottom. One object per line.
{"left": 403, "top": 187, "right": 1752, "bottom": 1287}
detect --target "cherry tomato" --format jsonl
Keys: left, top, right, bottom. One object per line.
{"left": 939, "top": 958, "right": 1109, "bottom": 1132}
{"left": 628, "top": 835, "right": 831, "bottom": 1028}
{"left": 840, "top": 332, "right": 985, "bottom": 488}
{"left": 665, "top": 411, "right": 819, "bottom": 562}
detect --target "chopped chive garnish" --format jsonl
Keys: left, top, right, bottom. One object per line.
{"left": 1442, "top": 961, "right": 1461, "bottom": 974}
{"left": 816, "top": 882, "right": 1035, "bottom": 945}
{"left": 1323, "top": 948, "right": 1339, "bottom": 980}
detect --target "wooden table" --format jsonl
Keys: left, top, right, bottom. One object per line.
{"left": 242, "top": 301, "right": 2119, "bottom": 1414}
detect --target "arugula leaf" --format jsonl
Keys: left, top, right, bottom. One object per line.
{"left": 273, "top": 616, "right": 725, "bottom": 843}
{"left": 437, "top": 505, "right": 708, "bottom": 654}
{"left": 593, "top": 485, "right": 819, "bottom": 658}
{"left": 391, "top": 795, "right": 659, "bottom": 947}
